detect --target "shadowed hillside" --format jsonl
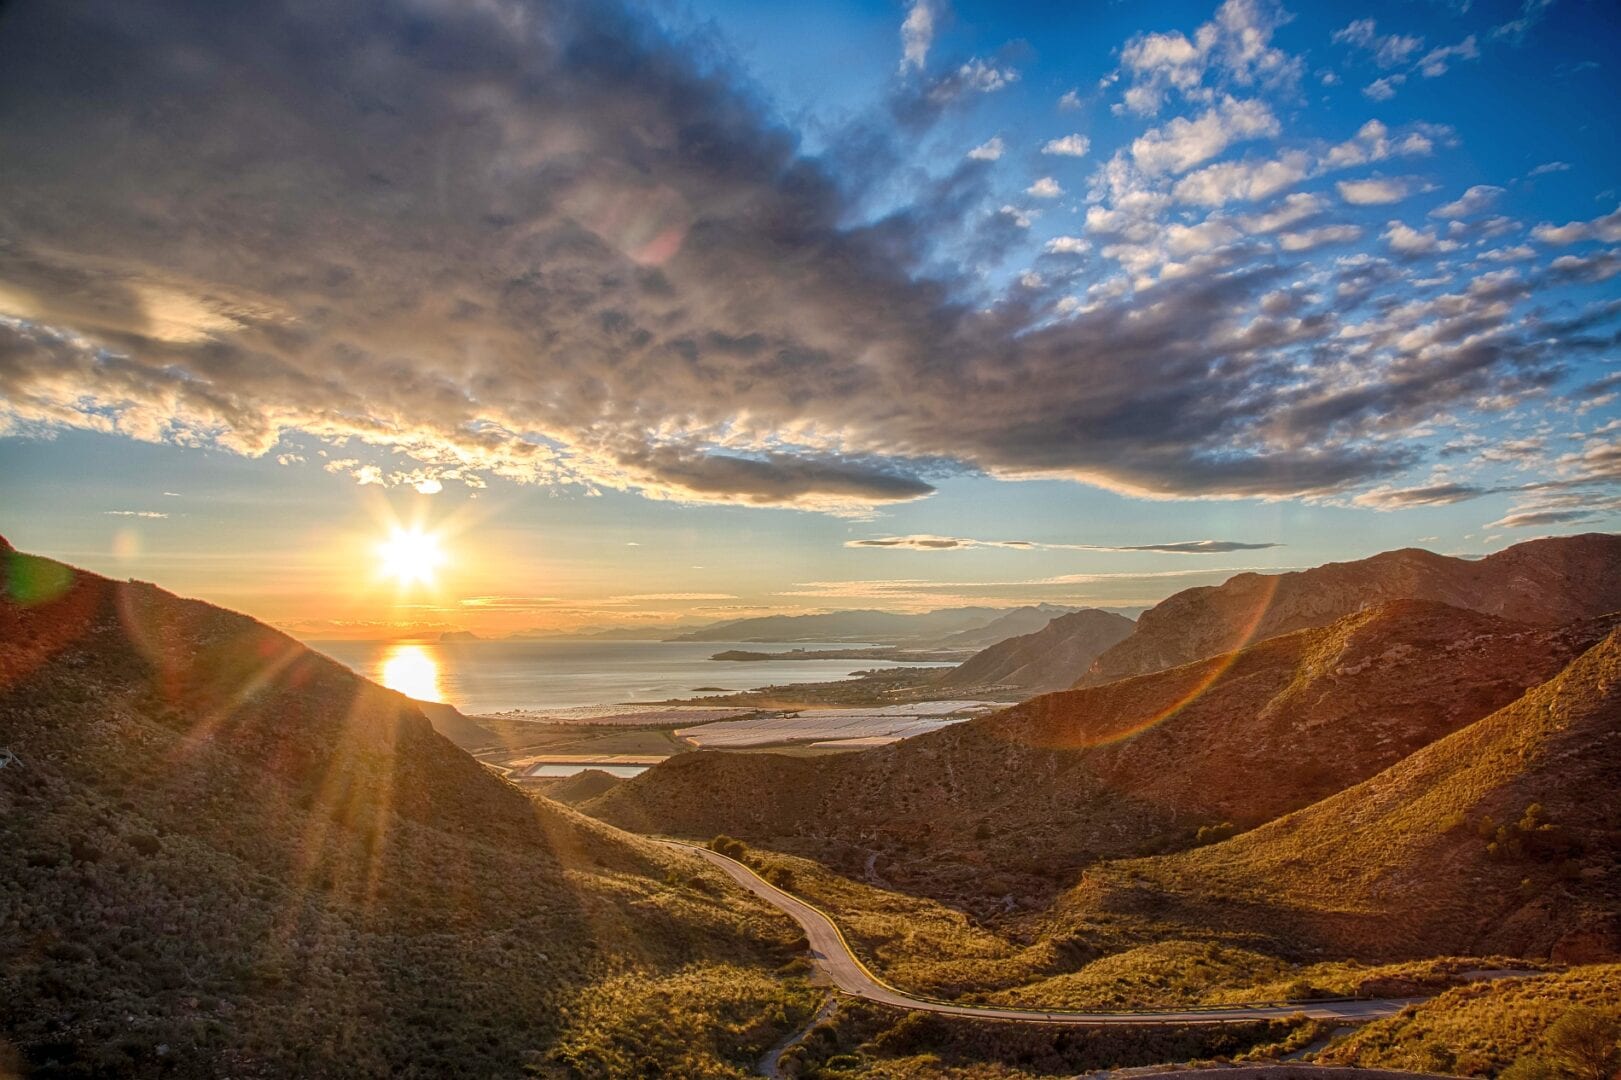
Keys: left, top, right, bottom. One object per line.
{"left": 589, "top": 600, "right": 1616, "bottom": 910}
{"left": 933, "top": 608, "right": 1136, "bottom": 694}
{"left": 1068, "top": 629, "right": 1621, "bottom": 962}
{"left": 1082, "top": 533, "right": 1621, "bottom": 687}
{"left": 0, "top": 541, "right": 809, "bottom": 1078}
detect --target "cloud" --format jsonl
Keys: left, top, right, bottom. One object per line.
{"left": 1338, "top": 177, "right": 1418, "bottom": 205}
{"left": 1131, "top": 97, "right": 1279, "bottom": 175}
{"left": 1332, "top": 19, "right": 1424, "bottom": 67}
{"left": 967, "top": 136, "right": 1004, "bottom": 161}
{"left": 104, "top": 510, "right": 169, "bottom": 519}
{"left": 1528, "top": 161, "right": 1571, "bottom": 177}
{"left": 1026, "top": 177, "right": 1063, "bottom": 198}
{"left": 1058, "top": 89, "right": 1083, "bottom": 110}
{"left": 1431, "top": 185, "right": 1504, "bottom": 219}
{"left": 1353, "top": 482, "right": 1489, "bottom": 508}
{"left": 1278, "top": 225, "right": 1363, "bottom": 252}
{"left": 0, "top": 0, "right": 1608, "bottom": 517}
{"left": 1417, "top": 36, "right": 1479, "bottom": 77}
{"left": 1112, "top": 0, "right": 1299, "bottom": 117}
{"left": 1486, "top": 508, "right": 1600, "bottom": 529}
{"left": 1239, "top": 192, "right": 1326, "bottom": 233}
{"left": 1171, "top": 151, "right": 1310, "bottom": 207}
{"left": 846, "top": 535, "right": 1280, "bottom": 554}
{"left": 1042, "top": 135, "right": 1091, "bottom": 158}
{"left": 1531, "top": 205, "right": 1621, "bottom": 245}
{"left": 1044, "top": 236, "right": 1090, "bottom": 255}
{"left": 899, "top": 0, "right": 937, "bottom": 73}
{"left": 1493, "top": 0, "right": 1558, "bottom": 44}
{"left": 1362, "top": 75, "right": 1406, "bottom": 101}
{"left": 608, "top": 593, "right": 738, "bottom": 602}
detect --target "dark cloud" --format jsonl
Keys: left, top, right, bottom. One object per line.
{"left": 0, "top": 0, "right": 1610, "bottom": 511}
{"left": 1105, "top": 540, "right": 1280, "bottom": 553}
{"left": 1354, "top": 482, "right": 1490, "bottom": 508}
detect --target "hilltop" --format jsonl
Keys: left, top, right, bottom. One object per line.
{"left": 928, "top": 604, "right": 1084, "bottom": 650}
{"left": 0, "top": 545, "right": 811, "bottom": 1077}
{"left": 933, "top": 608, "right": 1136, "bottom": 694}
{"left": 1068, "top": 627, "right": 1621, "bottom": 962}
{"left": 588, "top": 600, "right": 1616, "bottom": 910}
{"left": 1083, "top": 532, "right": 1621, "bottom": 687}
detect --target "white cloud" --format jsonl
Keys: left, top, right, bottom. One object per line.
{"left": 1338, "top": 177, "right": 1417, "bottom": 205}
{"left": 1531, "top": 205, "right": 1621, "bottom": 245}
{"left": 1058, "top": 88, "right": 1083, "bottom": 110}
{"left": 1417, "top": 36, "right": 1479, "bottom": 77}
{"left": 1332, "top": 19, "right": 1424, "bottom": 67}
{"left": 1044, "top": 236, "right": 1090, "bottom": 254}
{"left": 1278, "top": 224, "right": 1363, "bottom": 252}
{"left": 956, "top": 58, "right": 1018, "bottom": 93}
{"left": 1027, "top": 176, "right": 1063, "bottom": 198}
{"left": 1130, "top": 97, "right": 1279, "bottom": 175}
{"left": 1528, "top": 161, "right": 1571, "bottom": 177}
{"left": 1042, "top": 134, "right": 1091, "bottom": 157}
{"left": 1383, "top": 221, "right": 1460, "bottom": 256}
{"left": 1111, "top": 0, "right": 1299, "bottom": 117}
{"left": 999, "top": 204, "right": 1035, "bottom": 228}
{"left": 1430, "top": 184, "right": 1504, "bottom": 219}
{"left": 1171, "top": 150, "right": 1311, "bottom": 207}
{"left": 104, "top": 510, "right": 169, "bottom": 519}
{"left": 1240, "top": 192, "right": 1325, "bottom": 233}
{"left": 1362, "top": 74, "right": 1406, "bottom": 101}
{"left": 967, "top": 136, "right": 1004, "bottom": 161}
{"left": 899, "top": 0, "right": 936, "bottom": 73}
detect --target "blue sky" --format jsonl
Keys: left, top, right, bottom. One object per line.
{"left": 0, "top": 0, "right": 1616, "bottom": 637}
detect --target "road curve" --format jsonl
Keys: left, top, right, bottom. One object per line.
{"left": 661, "top": 840, "right": 1425, "bottom": 1027}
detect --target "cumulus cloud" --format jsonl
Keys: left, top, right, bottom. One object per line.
{"left": 0, "top": 0, "right": 1609, "bottom": 518}
{"left": 1042, "top": 134, "right": 1091, "bottom": 157}
{"left": 1338, "top": 177, "right": 1419, "bottom": 205}
{"left": 1131, "top": 97, "right": 1279, "bottom": 175}
{"left": 899, "top": 0, "right": 937, "bottom": 73}
{"left": 1278, "top": 225, "right": 1362, "bottom": 252}
{"left": 967, "top": 136, "right": 1005, "bottom": 161}
{"left": 1531, "top": 205, "right": 1621, "bottom": 245}
{"left": 1113, "top": 0, "right": 1299, "bottom": 117}
{"left": 1027, "top": 177, "right": 1063, "bottom": 198}
{"left": 1044, "top": 236, "right": 1090, "bottom": 255}
{"left": 1431, "top": 185, "right": 1504, "bottom": 219}
{"left": 1417, "top": 36, "right": 1479, "bottom": 77}
{"left": 1172, "top": 150, "right": 1310, "bottom": 207}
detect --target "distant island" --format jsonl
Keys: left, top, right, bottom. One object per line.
{"left": 438, "top": 630, "right": 482, "bottom": 642}
{"left": 710, "top": 646, "right": 973, "bottom": 663}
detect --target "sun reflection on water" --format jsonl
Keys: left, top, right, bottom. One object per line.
{"left": 379, "top": 644, "right": 442, "bottom": 702}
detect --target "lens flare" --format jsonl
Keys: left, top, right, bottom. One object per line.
{"left": 376, "top": 526, "right": 446, "bottom": 587}
{"left": 379, "top": 644, "right": 442, "bottom": 701}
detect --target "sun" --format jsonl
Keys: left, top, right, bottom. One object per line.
{"left": 377, "top": 525, "right": 446, "bottom": 586}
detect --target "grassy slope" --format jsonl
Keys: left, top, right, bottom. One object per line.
{"left": 0, "top": 547, "right": 812, "bottom": 1078}
{"left": 590, "top": 601, "right": 1614, "bottom": 912}
{"left": 1065, "top": 629, "right": 1621, "bottom": 962}
{"left": 1315, "top": 965, "right": 1621, "bottom": 1075}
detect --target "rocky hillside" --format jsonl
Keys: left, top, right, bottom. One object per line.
{"left": 589, "top": 600, "right": 1616, "bottom": 911}
{"left": 0, "top": 543, "right": 804, "bottom": 1077}
{"left": 1071, "top": 628, "right": 1621, "bottom": 962}
{"left": 926, "top": 604, "right": 1081, "bottom": 651}
{"left": 933, "top": 608, "right": 1136, "bottom": 694}
{"left": 1082, "top": 533, "right": 1621, "bottom": 687}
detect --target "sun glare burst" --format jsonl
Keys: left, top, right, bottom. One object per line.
{"left": 377, "top": 526, "right": 446, "bottom": 587}
{"left": 379, "top": 644, "right": 442, "bottom": 702}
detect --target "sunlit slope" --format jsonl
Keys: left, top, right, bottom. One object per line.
{"left": 1069, "top": 629, "right": 1621, "bottom": 961}
{"left": 1083, "top": 532, "right": 1621, "bottom": 687}
{"left": 933, "top": 608, "right": 1135, "bottom": 694}
{"left": 589, "top": 600, "right": 1615, "bottom": 910}
{"left": 0, "top": 540, "right": 802, "bottom": 1077}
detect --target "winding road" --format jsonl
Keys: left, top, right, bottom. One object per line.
{"left": 661, "top": 839, "right": 1429, "bottom": 1027}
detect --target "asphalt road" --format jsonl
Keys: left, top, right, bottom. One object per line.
{"left": 662, "top": 840, "right": 1428, "bottom": 1027}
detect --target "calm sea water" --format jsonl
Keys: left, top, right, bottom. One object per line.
{"left": 311, "top": 638, "right": 953, "bottom": 714}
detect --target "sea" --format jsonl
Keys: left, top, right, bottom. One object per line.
{"left": 311, "top": 638, "right": 954, "bottom": 715}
